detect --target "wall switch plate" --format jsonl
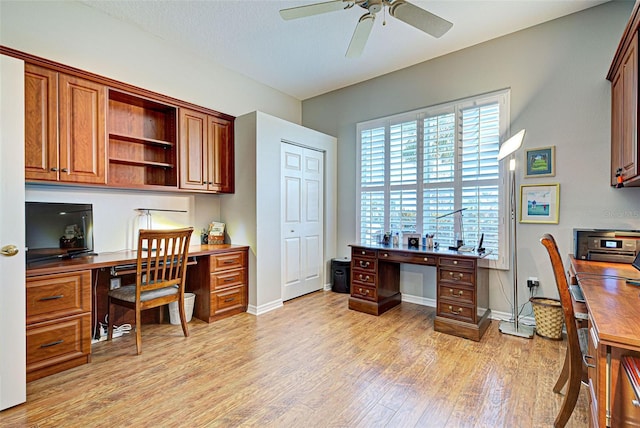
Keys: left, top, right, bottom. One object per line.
{"left": 109, "top": 277, "right": 121, "bottom": 290}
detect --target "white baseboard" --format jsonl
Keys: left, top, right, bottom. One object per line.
{"left": 247, "top": 299, "right": 283, "bottom": 316}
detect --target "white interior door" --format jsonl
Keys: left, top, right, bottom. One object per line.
{"left": 281, "top": 142, "right": 324, "bottom": 301}
{"left": 0, "top": 54, "right": 26, "bottom": 410}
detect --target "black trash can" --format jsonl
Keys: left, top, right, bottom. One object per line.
{"left": 331, "top": 258, "right": 351, "bottom": 293}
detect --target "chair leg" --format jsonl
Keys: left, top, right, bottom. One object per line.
{"left": 554, "top": 359, "right": 583, "bottom": 428}
{"left": 178, "top": 295, "right": 189, "bottom": 337}
{"left": 107, "top": 297, "right": 114, "bottom": 341}
{"left": 554, "top": 347, "right": 570, "bottom": 393}
{"left": 135, "top": 305, "right": 142, "bottom": 355}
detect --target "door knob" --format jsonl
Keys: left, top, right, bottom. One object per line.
{"left": 0, "top": 244, "right": 19, "bottom": 257}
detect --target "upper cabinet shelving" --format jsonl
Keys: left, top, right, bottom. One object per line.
{"left": 107, "top": 90, "right": 178, "bottom": 189}
{"left": 6, "top": 46, "right": 235, "bottom": 194}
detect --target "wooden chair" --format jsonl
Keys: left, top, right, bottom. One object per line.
{"left": 540, "top": 233, "right": 588, "bottom": 428}
{"left": 108, "top": 227, "right": 193, "bottom": 355}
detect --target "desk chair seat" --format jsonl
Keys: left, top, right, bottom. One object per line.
{"left": 107, "top": 227, "right": 193, "bottom": 355}
{"left": 540, "top": 233, "right": 589, "bottom": 428}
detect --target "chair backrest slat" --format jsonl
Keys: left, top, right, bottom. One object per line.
{"left": 136, "top": 228, "right": 193, "bottom": 293}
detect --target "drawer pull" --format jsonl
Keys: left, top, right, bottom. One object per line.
{"left": 224, "top": 297, "right": 235, "bottom": 303}
{"left": 448, "top": 272, "right": 463, "bottom": 280}
{"left": 223, "top": 278, "right": 235, "bottom": 282}
{"left": 359, "top": 261, "right": 370, "bottom": 268}
{"left": 39, "top": 294, "right": 64, "bottom": 301}
{"left": 453, "top": 260, "right": 458, "bottom": 265}
{"left": 223, "top": 260, "right": 236, "bottom": 265}
{"left": 361, "top": 251, "right": 366, "bottom": 255}
{"left": 423, "top": 258, "right": 429, "bottom": 262}
{"left": 583, "top": 354, "right": 596, "bottom": 369}
{"left": 358, "top": 274, "right": 370, "bottom": 281}
{"left": 449, "top": 289, "right": 463, "bottom": 297}
{"left": 383, "top": 253, "right": 388, "bottom": 257}
{"left": 448, "top": 305, "right": 462, "bottom": 315}
{"left": 40, "top": 339, "right": 64, "bottom": 348}
{"left": 358, "top": 287, "right": 370, "bottom": 296}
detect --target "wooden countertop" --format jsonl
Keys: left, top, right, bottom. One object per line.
{"left": 570, "top": 255, "right": 640, "bottom": 350}
{"left": 26, "top": 244, "right": 250, "bottom": 277}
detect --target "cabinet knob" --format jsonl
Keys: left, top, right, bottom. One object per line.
{"left": 61, "top": 168, "right": 69, "bottom": 173}
{"left": 50, "top": 167, "right": 59, "bottom": 172}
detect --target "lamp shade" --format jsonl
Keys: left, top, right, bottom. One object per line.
{"left": 497, "top": 129, "right": 526, "bottom": 160}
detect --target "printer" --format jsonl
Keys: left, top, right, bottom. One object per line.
{"left": 574, "top": 229, "right": 640, "bottom": 263}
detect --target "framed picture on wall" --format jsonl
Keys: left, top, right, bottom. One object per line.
{"left": 520, "top": 184, "right": 560, "bottom": 224}
{"left": 525, "top": 146, "right": 555, "bottom": 177}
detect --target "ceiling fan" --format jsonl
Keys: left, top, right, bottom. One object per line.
{"left": 279, "top": 0, "right": 453, "bottom": 58}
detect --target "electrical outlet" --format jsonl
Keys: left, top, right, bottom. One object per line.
{"left": 527, "top": 276, "right": 540, "bottom": 288}
{"left": 109, "top": 277, "right": 121, "bottom": 290}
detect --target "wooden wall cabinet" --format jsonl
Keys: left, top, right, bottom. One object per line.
{"left": 187, "top": 247, "right": 248, "bottom": 323}
{"left": 609, "top": 3, "right": 640, "bottom": 187}
{"left": 25, "top": 63, "right": 107, "bottom": 185}
{"left": 108, "top": 90, "right": 178, "bottom": 189}
{"left": 26, "top": 270, "right": 92, "bottom": 382}
{"left": 179, "top": 108, "right": 234, "bottom": 193}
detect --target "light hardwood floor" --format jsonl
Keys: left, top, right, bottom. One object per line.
{"left": 2, "top": 291, "right": 588, "bottom": 427}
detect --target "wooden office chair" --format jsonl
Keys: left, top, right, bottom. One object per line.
{"left": 108, "top": 227, "right": 193, "bottom": 355}
{"left": 540, "top": 233, "right": 588, "bottom": 428}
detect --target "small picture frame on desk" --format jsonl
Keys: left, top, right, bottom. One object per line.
{"left": 403, "top": 233, "right": 421, "bottom": 248}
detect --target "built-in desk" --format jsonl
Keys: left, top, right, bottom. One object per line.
{"left": 568, "top": 256, "right": 640, "bottom": 427}
{"left": 25, "top": 244, "right": 249, "bottom": 381}
{"left": 349, "top": 244, "right": 490, "bottom": 341}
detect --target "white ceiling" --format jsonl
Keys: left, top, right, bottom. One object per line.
{"left": 80, "top": 0, "right": 608, "bottom": 100}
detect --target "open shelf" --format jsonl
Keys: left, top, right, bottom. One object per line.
{"left": 107, "top": 89, "right": 177, "bottom": 188}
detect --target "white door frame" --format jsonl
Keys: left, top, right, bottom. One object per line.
{"left": 0, "top": 54, "right": 26, "bottom": 410}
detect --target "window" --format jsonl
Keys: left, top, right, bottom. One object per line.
{"left": 357, "top": 90, "right": 510, "bottom": 269}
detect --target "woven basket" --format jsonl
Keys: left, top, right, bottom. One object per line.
{"left": 530, "top": 297, "right": 564, "bottom": 340}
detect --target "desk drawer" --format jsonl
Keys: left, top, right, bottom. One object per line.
{"left": 439, "top": 257, "right": 475, "bottom": 270}
{"left": 26, "top": 270, "right": 91, "bottom": 324}
{"left": 26, "top": 314, "right": 91, "bottom": 366}
{"left": 211, "top": 269, "right": 246, "bottom": 290}
{"left": 352, "top": 256, "right": 376, "bottom": 272}
{"left": 210, "top": 251, "right": 246, "bottom": 272}
{"left": 378, "top": 250, "right": 436, "bottom": 266}
{"left": 352, "top": 271, "right": 376, "bottom": 286}
{"left": 438, "top": 268, "right": 475, "bottom": 287}
{"left": 352, "top": 247, "right": 376, "bottom": 258}
{"left": 352, "top": 284, "right": 377, "bottom": 301}
{"left": 211, "top": 286, "right": 246, "bottom": 315}
{"left": 438, "top": 284, "right": 475, "bottom": 305}
{"left": 437, "top": 301, "right": 474, "bottom": 323}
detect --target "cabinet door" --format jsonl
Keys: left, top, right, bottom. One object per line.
{"left": 24, "top": 64, "right": 58, "bottom": 181}
{"left": 611, "top": 68, "right": 624, "bottom": 186}
{"left": 620, "top": 34, "right": 638, "bottom": 181}
{"left": 208, "top": 116, "right": 234, "bottom": 193}
{"left": 58, "top": 74, "right": 106, "bottom": 184}
{"left": 179, "top": 108, "right": 208, "bottom": 191}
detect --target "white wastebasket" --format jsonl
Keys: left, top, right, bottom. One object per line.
{"left": 168, "top": 292, "right": 195, "bottom": 325}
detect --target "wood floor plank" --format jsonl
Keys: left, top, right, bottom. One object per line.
{"left": 1, "top": 291, "right": 589, "bottom": 427}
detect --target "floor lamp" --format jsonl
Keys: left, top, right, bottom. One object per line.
{"left": 497, "top": 129, "right": 534, "bottom": 339}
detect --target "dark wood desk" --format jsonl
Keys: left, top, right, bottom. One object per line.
{"left": 25, "top": 244, "right": 249, "bottom": 381}
{"left": 568, "top": 256, "right": 640, "bottom": 427}
{"left": 349, "top": 244, "right": 490, "bottom": 341}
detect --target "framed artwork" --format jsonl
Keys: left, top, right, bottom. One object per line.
{"left": 520, "top": 184, "right": 560, "bottom": 224}
{"left": 525, "top": 146, "right": 555, "bottom": 177}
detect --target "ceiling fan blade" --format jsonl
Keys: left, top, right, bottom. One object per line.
{"left": 280, "top": 0, "right": 348, "bottom": 20}
{"left": 346, "top": 14, "right": 375, "bottom": 58}
{"left": 389, "top": 0, "right": 453, "bottom": 38}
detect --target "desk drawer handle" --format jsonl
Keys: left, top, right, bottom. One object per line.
{"left": 448, "top": 272, "right": 463, "bottom": 280}
{"left": 223, "top": 260, "right": 236, "bottom": 265}
{"left": 453, "top": 260, "right": 458, "bottom": 265}
{"left": 361, "top": 251, "right": 366, "bottom": 255}
{"left": 224, "top": 297, "right": 235, "bottom": 303}
{"left": 39, "top": 294, "right": 64, "bottom": 301}
{"left": 448, "top": 305, "right": 462, "bottom": 315}
{"left": 423, "top": 258, "right": 430, "bottom": 262}
{"left": 449, "top": 289, "right": 463, "bottom": 297}
{"left": 383, "top": 253, "right": 388, "bottom": 257}
{"left": 583, "top": 354, "right": 596, "bottom": 369}
{"left": 40, "top": 339, "right": 64, "bottom": 348}
{"left": 358, "top": 274, "right": 370, "bottom": 282}
{"left": 358, "top": 287, "right": 370, "bottom": 296}
{"left": 223, "top": 277, "right": 235, "bottom": 282}
{"left": 359, "top": 261, "right": 370, "bottom": 268}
